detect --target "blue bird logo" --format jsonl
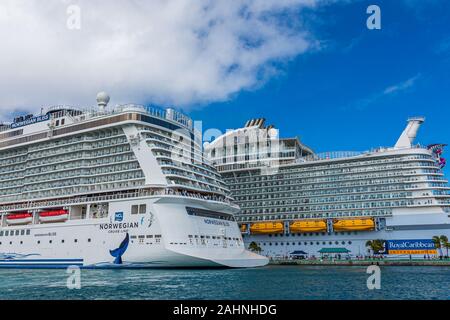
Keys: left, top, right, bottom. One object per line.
{"left": 109, "top": 233, "right": 129, "bottom": 265}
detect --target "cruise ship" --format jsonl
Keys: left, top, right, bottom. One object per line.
{"left": 205, "top": 118, "right": 450, "bottom": 258}
{"left": 0, "top": 93, "right": 268, "bottom": 268}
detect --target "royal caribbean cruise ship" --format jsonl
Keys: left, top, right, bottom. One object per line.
{"left": 205, "top": 118, "right": 450, "bottom": 258}
{"left": 0, "top": 93, "right": 268, "bottom": 268}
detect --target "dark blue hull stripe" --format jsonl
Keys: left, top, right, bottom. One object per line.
{"left": 0, "top": 264, "right": 83, "bottom": 269}
{"left": 0, "top": 259, "right": 83, "bottom": 263}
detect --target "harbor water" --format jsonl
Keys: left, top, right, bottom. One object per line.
{"left": 1, "top": 265, "right": 449, "bottom": 300}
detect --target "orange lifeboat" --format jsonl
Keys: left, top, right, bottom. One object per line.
{"left": 39, "top": 209, "right": 69, "bottom": 223}
{"left": 6, "top": 213, "right": 33, "bottom": 225}
{"left": 250, "top": 221, "right": 284, "bottom": 235}
{"left": 239, "top": 224, "right": 247, "bottom": 233}
{"left": 290, "top": 220, "right": 327, "bottom": 233}
{"left": 333, "top": 218, "right": 375, "bottom": 232}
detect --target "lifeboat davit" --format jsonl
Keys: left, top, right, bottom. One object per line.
{"left": 290, "top": 220, "right": 327, "bottom": 233}
{"left": 6, "top": 213, "right": 33, "bottom": 225}
{"left": 250, "top": 221, "right": 284, "bottom": 235}
{"left": 333, "top": 218, "right": 375, "bottom": 232}
{"left": 39, "top": 209, "right": 69, "bottom": 223}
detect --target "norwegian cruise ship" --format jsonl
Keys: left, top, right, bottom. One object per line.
{"left": 0, "top": 93, "right": 268, "bottom": 268}
{"left": 205, "top": 118, "right": 450, "bottom": 258}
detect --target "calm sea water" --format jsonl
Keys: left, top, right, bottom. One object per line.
{"left": 1, "top": 266, "right": 449, "bottom": 300}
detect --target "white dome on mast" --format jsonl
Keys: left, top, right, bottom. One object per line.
{"left": 96, "top": 91, "right": 110, "bottom": 111}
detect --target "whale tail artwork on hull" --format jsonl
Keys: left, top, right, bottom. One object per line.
{"left": 110, "top": 233, "right": 130, "bottom": 265}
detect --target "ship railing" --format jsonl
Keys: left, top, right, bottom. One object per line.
{"left": 0, "top": 188, "right": 233, "bottom": 213}
{"left": 68, "top": 104, "right": 193, "bottom": 130}
{"left": 298, "top": 144, "right": 433, "bottom": 163}
{"left": 300, "top": 151, "right": 364, "bottom": 162}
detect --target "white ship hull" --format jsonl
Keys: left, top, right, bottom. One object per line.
{"left": 0, "top": 195, "right": 269, "bottom": 268}
{"left": 242, "top": 210, "right": 450, "bottom": 258}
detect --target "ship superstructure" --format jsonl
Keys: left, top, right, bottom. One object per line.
{"left": 0, "top": 93, "right": 268, "bottom": 268}
{"left": 205, "top": 118, "right": 450, "bottom": 258}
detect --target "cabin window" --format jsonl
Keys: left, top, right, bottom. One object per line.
{"left": 74, "top": 239, "right": 78, "bottom": 243}
{"left": 21, "top": 230, "right": 25, "bottom": 236}
{"left": 5, "top": 231, "right": 9, "bottom": 236}
{"left": 15, "top": 230, "right": 19, "bottom": 236}
{"left": 0, "top": 231, "right": 3, "bottom": 236}
{"left": 62, "top": 240, "right": 65, "bottom": 243}
{"left": 139, "top": 204, "right": 146, "bottom": 214}
{"left": 37, "top": 240, "right": 40, "bottom": 244}
{"left": 49, "top": 240, "right": 52, "bottom": 244}
{"left": 131, "top": 205, "right": 139, "bottom": 215}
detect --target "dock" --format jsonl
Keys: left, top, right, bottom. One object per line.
{"left": 269, "top": 259, "right": 450, "bottom": 266}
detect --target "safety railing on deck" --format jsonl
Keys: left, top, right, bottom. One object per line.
{"left": 0, "top": 188, "right": 234, "bottom": 213}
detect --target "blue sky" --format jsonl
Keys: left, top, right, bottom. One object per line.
{"left": 188, "top": 0, "right": 450, "bottom": 159}
{"left": 2, "top": 0, "right": 449, "bottom": 172}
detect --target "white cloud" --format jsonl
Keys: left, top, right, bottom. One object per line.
{"left": 349, "top": 73, "right": 421, "bottom": 110}
{"left": 0, "top": 0, "right": 323, "bottom": 119}
{"left": 383, "top": 74, "right": 421, "bottom": 95}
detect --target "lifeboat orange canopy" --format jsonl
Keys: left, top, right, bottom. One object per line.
{"left": 250, "top": 221, "right": 284, "bottom": 235}
{"left": 333, "top": 218, "right": 375, "bottom": 231}
{"left": 290, "top": 220, "right": 327, "bottom": 233}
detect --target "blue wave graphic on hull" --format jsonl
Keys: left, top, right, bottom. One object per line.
{"left": 109, "top": 233, "right": 129, "bottom": 264}
{"left": 0, "top": 253, "right": 40, "bottom": 260}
